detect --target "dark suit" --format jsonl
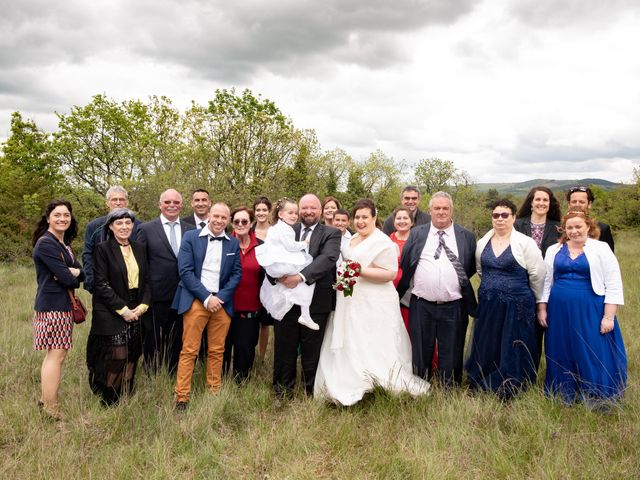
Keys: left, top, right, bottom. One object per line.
{"left": 598, "top": 222, "right": 615, "bottom": 252}
{"left": 90, "top": 238, "right": 151, "bottom": 336}
{"left": 382, "top": 208, "right": 431, "bottom": 235}
{"left": 273, "top": 223, "right": 341, "bottom": 397}
{"left": 514, "top": 217, "right": 560, "bottom": 257}
{"left": 82, "top": 215, "right": 141, "bottom": 292}
{"left": 33, "top": 232, "right": 84, "bottom": 312}
{"left": 180, "top": 214, "right": 208, "bottom": 229}
{"left": 398, "top": 223, "right": 477, "bottom": 385}
{"left": 137, "top": 217, "right": 195, "bottom": 373}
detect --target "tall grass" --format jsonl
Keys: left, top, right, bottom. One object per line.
{"left": 1, "top": 232, "right": 639, "bottom": 478}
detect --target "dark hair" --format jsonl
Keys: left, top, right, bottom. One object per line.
{"left": 516, "top": 186, "right": 562, "bottom": 221}
{"left": 103, "top": 208, "right": 136, "bottom": 241}
{"left": 392, "top": 207, "right": 413, "bottom": 224}
{"left": 231, "top": 206, "right": 255, "bottom": 223}
{"left": 558, "top": 208, "right": 600, "bottom": 243}
{"left": 191, "top": 188, "right": 210, "bottom": 198}
{"left": 322, "top": 196, "right": 341, "bottom": 211}
{"left": 352, "top": 198, "right": 376, "bottom": 218}
{"left": 566, "top": 185, "right": 595, "bottom": 203}
{"left": 333, "top": 208, "right": 350, "bottom": 219}
{"left": 401, "top": 185, "right": 420, "bottom": 197}
{"left": 490, "top": 198, "right": 517, "bottom": 215}
{"left": 271, "top": 197, "right": 297, "bottom": 224}
{"left": 32, "top": 199, "right": 79, "bottom": 247}
{"left": 253, "top": 196, "right": 272, "bottom": 211}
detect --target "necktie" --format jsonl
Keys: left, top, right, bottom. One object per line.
{"left": 199, "top": 221, "right": 206, "bottom": 229}
{"left": 168, "top": 221, "right": 179, "bottom": 256}
{"left": 434, "top": 230, "right": 469, "bottom": 287}
{"left": 301, "top": 227, "right": 312, "bottom": 242}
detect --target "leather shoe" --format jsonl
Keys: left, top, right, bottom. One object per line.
{"left": 175, "top": 401, "right": 188, "bottom": 412}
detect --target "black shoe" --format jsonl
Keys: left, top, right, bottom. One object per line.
{"left": 175, "top": 401, "right": 188, "bottom": 412}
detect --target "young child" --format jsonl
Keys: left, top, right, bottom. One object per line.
{"left": 255, "top": 198, "right": 319, "bottom": 330}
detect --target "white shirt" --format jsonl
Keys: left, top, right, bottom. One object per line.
{"left": 160, "top": 214, "right": 182, "bottom": 250}
{"left": 412, "top": 223, "right": 462, "bottom": 302}
{"left": 198, "top": 227, "right": 228, "bottom": 306}
{"left": 193, "top": 214, "right": 208, "bottom": 229}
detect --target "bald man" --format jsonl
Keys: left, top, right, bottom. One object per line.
{"left": 271, "top": 193, "right": 341, "bottom": 402}
{"left": 137, "top": 189, "right": 195, "bottom": 374}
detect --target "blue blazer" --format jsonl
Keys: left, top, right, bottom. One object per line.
{"left": 33, "top": 232, "right": 84, "bottom": 312}
{"left": 171, "top": 229, "right": 243, "bottom": 317}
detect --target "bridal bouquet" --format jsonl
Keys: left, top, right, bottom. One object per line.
{"left": 333, "top": 259, "right": 361, "bottom": 297}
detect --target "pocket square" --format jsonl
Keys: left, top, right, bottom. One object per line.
{"left": 226, "top": 252, "right": 236, "bottom": 256}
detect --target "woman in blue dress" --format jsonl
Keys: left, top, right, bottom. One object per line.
{"left": 465, "top": 199, "right": 546, "bottom": 399}
{"left": 538, "top": 209, "right": 626, "bottom": 406}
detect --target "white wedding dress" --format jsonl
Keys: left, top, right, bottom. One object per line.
{"left": 314, "top": 229, "right": 430, "bottom": 405}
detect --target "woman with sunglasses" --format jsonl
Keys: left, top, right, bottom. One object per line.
{"left": 465, "top": 199, "right": 545, "bottom": 400}
{"left": 222, "top": 207, "right": 265, "bottom": 381}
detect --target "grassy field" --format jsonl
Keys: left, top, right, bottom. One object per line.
{"left": 1, "top": 232, "right": 639, "bottom": 479}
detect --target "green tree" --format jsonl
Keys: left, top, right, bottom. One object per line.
{"left": 0, "top": 112, "right": 60, "bottom": 259}
{"left": 414, "top": 158, "right": 457, "bottom": 195}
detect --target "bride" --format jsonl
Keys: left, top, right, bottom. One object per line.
{"left": 314, "top": 199, "right": 430, "bottom": 405}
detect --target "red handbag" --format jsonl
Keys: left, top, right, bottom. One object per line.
{"left": 67, "top": 290, "right": 87, "bottom": 324}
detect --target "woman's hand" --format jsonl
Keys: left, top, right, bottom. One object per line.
{"left": 600, "top": 315, "right": 614, "bottom": 334}
{"left": 121, "top": 308, "right": 138, "bottom": 322}
{"left": 537, "top": 303, "right": 548, "bottom": 328}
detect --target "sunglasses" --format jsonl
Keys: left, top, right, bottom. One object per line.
{"left": 569, "top": 186, "right": 588, "bottom": 193}
{"left": 233, "top": 219, "right": 250, "bottom": 226}
{"left": 492, "top": 212, "right": 512, "bottom": 219}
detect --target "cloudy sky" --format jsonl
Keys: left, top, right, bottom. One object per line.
{"left": 2, "top": 0, "right": 639, "bottom": 183}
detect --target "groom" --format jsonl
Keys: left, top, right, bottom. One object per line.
{"left": 272, "top": 193, "right": 341, "bottom": 400}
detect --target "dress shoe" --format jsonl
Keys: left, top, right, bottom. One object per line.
{"left": 175, "top": 401, "right": 188, "bottom": 412}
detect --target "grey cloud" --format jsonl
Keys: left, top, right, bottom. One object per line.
{"left": 508, "top": 0, "right": 640, "bottom": 29}
{"left": 1, "top": 0, "right": 477, "bottom": 82}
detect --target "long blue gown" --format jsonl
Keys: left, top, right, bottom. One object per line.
{"left": 465, "top": 244, "right": 538, "bottom": 399}
{"left": 544, "top": 245, "right": 627, "bottom": 403}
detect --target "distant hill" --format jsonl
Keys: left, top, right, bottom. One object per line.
{"left": 473, "top": 178, "right": 623, "bottom": 196}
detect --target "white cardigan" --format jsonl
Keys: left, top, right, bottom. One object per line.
{"left": 476, "top": 228, "right": 546, "bottom": 302}
{"left": 541, "top": 239, "right": 624, "bottom": 305}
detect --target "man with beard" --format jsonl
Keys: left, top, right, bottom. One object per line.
{"left": 271, "top": 194, "right": 341, "bottom": 402}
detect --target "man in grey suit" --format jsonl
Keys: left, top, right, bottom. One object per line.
{"left": 398, "top": 191, "right": 477, "bottom": 386}
{"left": 137, "top": 189, "right": 195, "bottom": 374}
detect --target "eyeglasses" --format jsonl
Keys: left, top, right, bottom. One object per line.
{"left": 492, "top": 212, "right": 512, "bottom": 219}
{"left": 569, "top": 186, "right": 588, "bottom": 193}
{"left": 233, "top": 219, "right": 250, "bottom": 226}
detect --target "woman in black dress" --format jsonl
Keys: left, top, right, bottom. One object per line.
{"left": 87, "top": 208, "right": 151, "bottom": 406}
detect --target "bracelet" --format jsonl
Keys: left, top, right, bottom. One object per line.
{"left": 602, "top": 315, "right": 614, "bottom": 322}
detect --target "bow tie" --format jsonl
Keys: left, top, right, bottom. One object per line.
{"left": 209, "top": 236, "right": 224, "bottom": 242}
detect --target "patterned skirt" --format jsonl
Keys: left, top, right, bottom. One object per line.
{"left": 33, "top": 310, "right": 74, "bottom": 350}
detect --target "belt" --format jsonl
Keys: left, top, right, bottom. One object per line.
{"left": 420, "top": 298, "right": 461, "bottom": 306}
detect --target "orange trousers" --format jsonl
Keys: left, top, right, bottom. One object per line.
{"left": 174, "top": 300, "right": 231, "bottom": 402}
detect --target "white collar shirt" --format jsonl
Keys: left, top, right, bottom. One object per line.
{"left": 411, "top": 222, "right": 462, "bottom": 302}
{"left": 199, "top": 227, "right": 228, "bottom": 295}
